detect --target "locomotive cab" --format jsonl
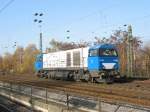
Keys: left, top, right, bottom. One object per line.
{"left": 88, "top": 44, "right": 120, "bottom": 83}
{"left": 34, "top": 54, "right": 43, "bottom": 72}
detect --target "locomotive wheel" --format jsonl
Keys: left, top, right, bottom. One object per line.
{"left": 95, "top": 77, "right": 114, "bottom": 83}
{"left": 95, "top": 77, "right": 105, "bottom": 83}
{"left": 47, "top": 73, "right": 50, "bottom": 79}
{"left": 84, "top": 73, "right": 91, "bottom": 82}
{"left": 74, "top": 74, "right": 80, "bottom": 82}
{"left": 35, "top": 71, "right": 40, "bottom": 77}
{"left": 68, "top": 72, "right": 74, "bottom": 81}
{"left": 39, "top": 71, "right": 44, "bottom": 78}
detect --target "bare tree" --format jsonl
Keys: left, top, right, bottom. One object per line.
{"left": 47, "top": 38, "right": 89, "bottom": 52}
{"left": 0, "top": 56, "right": 3, "bottom": 70}
{"left": 22, "top": 44, "right": 39, "bottom": 73}
{"left": 3, "top": 53, "right": 13, "bottom": 73}
{"left": 12, "top": 46, "right": 24, "bottom": 73}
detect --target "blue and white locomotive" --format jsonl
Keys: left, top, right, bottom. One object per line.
{"left": 34, "top": 43, "right": 120, "bottom": 83}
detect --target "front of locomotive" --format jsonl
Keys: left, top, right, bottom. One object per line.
{"left": 88, "top": 44, "right": 120, "bottom": 83}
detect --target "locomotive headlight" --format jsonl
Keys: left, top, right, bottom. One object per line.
{"left": 102, "top": 63, "right": 115, "bottom": 69}
{"left": 114, "top": 64, "right": 119, "bottom": 69}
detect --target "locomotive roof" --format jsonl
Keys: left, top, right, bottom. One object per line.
{"left": 89, "top": 43, "right": 116, "bottom": 50}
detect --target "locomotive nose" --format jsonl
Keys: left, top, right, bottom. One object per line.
{"left": 102, "top": 63, "right": 116, "bottom": 69}
{"left": 99, "top": 57, "right": 119, "bottom": 70}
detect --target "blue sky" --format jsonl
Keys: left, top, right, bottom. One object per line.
{"left": 0, "top": 0, "right": 150, "bottom": 55}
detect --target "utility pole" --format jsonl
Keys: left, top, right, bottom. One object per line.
{"left": 34, "top": 13, "right": 43, "bottom": 54}
{"left": 127, "top": 25, "right": 133, "bottom": 77}
{"left": 40, "top": 28, "right": 43, "bottom": 53}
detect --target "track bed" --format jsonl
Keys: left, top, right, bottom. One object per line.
{"left": 0, "top": 74, "right": 150, "bottom": 108}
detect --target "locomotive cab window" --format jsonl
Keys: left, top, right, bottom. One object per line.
{"left": 37, "top": 57, "right": 42, "bottom": 61}
{"left": 89, "top": 49, "right": 99, "bottom": 57}
{"left": 36, "top": 55, "right": 42, "bottom": 61}
{"left": 99, "top": 49, "right": 118, "bottom": 57}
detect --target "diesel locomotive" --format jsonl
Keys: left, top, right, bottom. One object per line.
{"left": 34, "top": 43, "right": 120, "bottom": 83}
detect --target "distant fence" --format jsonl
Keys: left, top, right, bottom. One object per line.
{"left": 0, "top": 81, "right": 150, "bottom": 112}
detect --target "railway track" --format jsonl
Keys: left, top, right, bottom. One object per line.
{"left": 0, "top": 77, "right": 150, "bottom": 108}
{"left": 0, "top": 104, "right": 12, "bottom": 112}
{"left": 1, "top": 78, "right": 150, "bottom": 98}
{"left": 0, "top": 95, "right": 38, "bottom": 112}
{"left": 1, "top": 75, "right": 150, "bottom": 92}
{"left": 22, "top": 81, "right": 150, "bottom": 107}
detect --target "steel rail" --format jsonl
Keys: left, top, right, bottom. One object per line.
{"left": 0, "top": 103, "right": 13, "bottom": 112}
